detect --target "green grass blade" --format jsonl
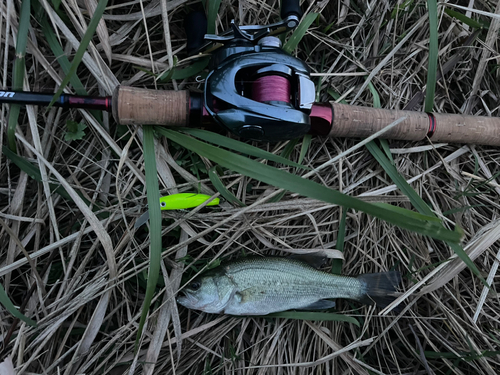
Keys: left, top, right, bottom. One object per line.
{"left": 444, "top": 9, "right": 483, "bottom": 29}
{"left": 331, "top": 208, "right": 346, "bottom": 275}
{"left": 51, "top": 0, "right": 61, "bottom": 10}
{"left": 49, "top": 0, "right": 108, "bottom": 108}
{"left": 269, "top": 135, "right": 312, "bottom": 202}
{"left": 442, "top": 204, "right": 487, "bottom": 216}
{"left": 367, "top": 82, "right": 394, "bottom": 164}
{"left": 41, "top": 16, "right": 102, "bottom": 121}
{"left": 41, "top": 17, "right": 87, "bottom": 95}
{"left": 370, "top": 202, "right": 439, "bottom": 222}
{"left": 424, "top": 349, "right": 500, "bottom": 360}
{"left": 268, "top": 139, "right": 300, "bottom": 203}
{"left": 327, "top": 88, "right": 348, "bottom": 103}
{"left": 16, "top": 0, "right": 30, "bottom": 53}
{"left": 156, "top": 128, "right": 462, "bottom": 243}
{"left": 448, "top": 241, "right": 487, "bottom": 288}
{"left": 7, "top": 0, "right": 31, "bottom": 151}
{"left": 424, "top": 0, "right": 438, "bottom": 112}
{"left": 365, "top": 79, "right": 487, "bottom": 287}
{"left": 367, "top": 82, "right": 381, "bottom": 109}
{"left": 208, "top": 166, "right": 245, "bottom": 207}
{"left": 0, "top": 283, "right": 36, "bottom": 326}
{"left": 7, "top": 106, "right": 21, "bottom": 152}
{"left": 172, "top": 57, "right": 209, "bottom": 80}
{"left": 159, "top": 57, "right": 210, "bottom": 81}
{"left": 181, "top": 128, "right": 308, "bottom": 169}
{"left": 299, "top": 134, "right": 312, "bottom": 164}
{"left": 365, "top": 142, "right": 434, "bottom": 217}
{"left": 364, "top": 147, "right": 485, "bottom": 284}
{"left": 281, "top": 139, "right": 299, "bottom": 159}
{"left": 266, "top": 311, "right": 359, "bottom": 325}
{"left": 283, "top": 13, "right": 319, "bottom": 54}
{"left": 206, "top": 0, "right": 222, "bottom": 34}
{"left": 366, "top": 81, "right": 433, "bottom": 216}
{"left": 379, "top": 139, "right": 395, "bottom": 165}
{"left": 3, "top": 145, "right": 50, "bottom": 181}
{"left": 135, "top": 127, "right": 162, "bottom": 349}
{"left": 367, "top": 143, "right": 487, "bottom": 286}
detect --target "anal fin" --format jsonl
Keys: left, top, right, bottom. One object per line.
{"left": 299, "top": 299, "right": 336, "bottom": 310}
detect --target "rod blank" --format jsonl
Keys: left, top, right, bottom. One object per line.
{"left": 0, "top": 90, "right": 112, "bottom": 111}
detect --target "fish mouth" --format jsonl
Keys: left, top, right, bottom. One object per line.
{"left": 177, "top": 290, "right": 198, "bottom": 307}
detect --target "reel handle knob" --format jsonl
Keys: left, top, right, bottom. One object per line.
{"left": 281, "top": 0, "right": 303, "bottom": 27}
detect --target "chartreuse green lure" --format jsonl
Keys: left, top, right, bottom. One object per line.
{"left": 159, "top": 193, "right": 219, "bottom": 210}
{"left": 135, "top": 193, "right": 219, "bottom": 228}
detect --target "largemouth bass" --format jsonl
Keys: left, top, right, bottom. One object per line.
{"left": 177, "top": 257, "right": 400, "bottom": 315}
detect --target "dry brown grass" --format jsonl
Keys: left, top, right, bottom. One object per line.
{"left": 2, "top": 0, "right": 500, "bottom": 374}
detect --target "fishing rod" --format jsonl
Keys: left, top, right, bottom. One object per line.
{"left": 2, "top": 1, "right": 500, "bottom": 146}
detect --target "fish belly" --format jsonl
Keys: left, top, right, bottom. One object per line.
{"left": 223, "top": 285, "right": 328, "bottom": 315}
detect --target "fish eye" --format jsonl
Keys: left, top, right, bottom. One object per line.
{"left": 189, "top": 281, "right": 201, "bottom": 291}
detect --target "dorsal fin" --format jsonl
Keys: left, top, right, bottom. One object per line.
{"left": 288, "top": 251, "right": 326, "bottom": 269}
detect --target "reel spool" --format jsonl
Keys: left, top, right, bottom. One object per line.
{"left": 252, "top": 75, "right": 292, "bottom": 105}
{"left": 250, "top": 39, "right": 292, "bottom": 106}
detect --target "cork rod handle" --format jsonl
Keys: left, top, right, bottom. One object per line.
{"left": 431, "top": 113, "right": 500, "bottom": 145}
{"left": 328, "top": 103, "right": 500, "bottom": 146}
{"left": 328, "top": 103, "right": 429, "bottom": 141}
{"left": 113, "top": 86, "right": 190, "bottom": 126}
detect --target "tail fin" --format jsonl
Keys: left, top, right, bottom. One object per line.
{"left": 356, "top": 271, "right": 401, "bottom": 309}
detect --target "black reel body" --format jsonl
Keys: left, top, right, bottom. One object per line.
{"left": 204, "top": 39, "right": 315, "bottom": 141}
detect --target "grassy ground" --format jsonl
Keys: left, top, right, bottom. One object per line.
{"left": 1, "top": 0, "right": 500, "bottom": 374}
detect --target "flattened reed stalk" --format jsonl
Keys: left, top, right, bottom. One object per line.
{"left": 1, "top": 1, "right": 500, "bottom": 374}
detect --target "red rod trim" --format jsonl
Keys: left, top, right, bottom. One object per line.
{"left": 427, "top": 113, "right": 436, "bottom": 138}
{"left": 310, "top": 103, "right": 333, "bottom": 136}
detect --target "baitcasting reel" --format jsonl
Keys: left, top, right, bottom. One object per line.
{"left": 185, "top": 2, "right": 317, "bottom": 141}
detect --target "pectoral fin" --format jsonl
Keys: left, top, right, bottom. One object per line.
{"left": 235, "top": 287, "right": 265, "bottom": 303}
